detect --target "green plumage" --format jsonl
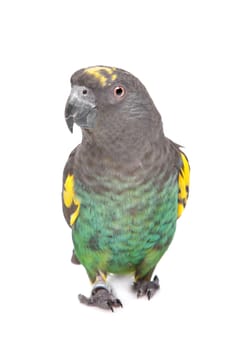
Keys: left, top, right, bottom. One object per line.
{"left": 72, "top": 173, "right": 178, "bottom": 281}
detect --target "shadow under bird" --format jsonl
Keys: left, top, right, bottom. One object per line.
{"left": 62, "top": 66, "right": 190, "bottom": 311}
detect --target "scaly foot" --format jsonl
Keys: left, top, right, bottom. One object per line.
{"left": 134, "top": 275, "right": 160, "bottom": 300}
{"left": 78, "top": 286, "right": 123, "bottom": 311}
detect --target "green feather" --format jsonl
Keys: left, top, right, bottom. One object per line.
{"left": 72, "top": 172, "right": 178, "bottom": 281}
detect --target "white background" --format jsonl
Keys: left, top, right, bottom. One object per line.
{"left": 1, "top": 0, "right": 232, "bottom": 349}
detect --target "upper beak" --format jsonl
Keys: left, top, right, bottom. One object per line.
{"left": 65, "top": 86, "right": 97, "bottom": 132}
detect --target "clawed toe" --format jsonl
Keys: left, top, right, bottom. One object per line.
{"left": 134, "top": 275, "right": 160, "bottom": 300}
{"left": 79, "top": 287, "right": 123, "bottom": 311}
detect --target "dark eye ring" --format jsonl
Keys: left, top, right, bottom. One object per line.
{"left": 114, "top": 86, "right": 125, "bottom": 98}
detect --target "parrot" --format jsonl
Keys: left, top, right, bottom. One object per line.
{"left": 62, "top": 66, "right": 190, "bottom": 311}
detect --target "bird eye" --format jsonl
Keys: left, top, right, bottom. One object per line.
{"left": 114, "top": 86, "right": 125, "bottom": 98}
{"left": 82, "top": 89, "right": 88, "bottom": 95}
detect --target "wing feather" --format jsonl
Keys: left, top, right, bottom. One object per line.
{"left": 62, "top": 147, "right": 81, "bottom": 227}
{"left": 177, "top": 151, "right": 190, "bottom": 218}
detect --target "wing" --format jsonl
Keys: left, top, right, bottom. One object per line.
{"left": 177, "top": 151, "right": 190, "bottom": 218}
{"left": 62, "top": 146, "right": 81, "bottom": 227}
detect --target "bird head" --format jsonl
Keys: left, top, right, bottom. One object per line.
{"left": 66, "top": 66, "right": 162, "bottom": 126}
{"left": 65, "top": 66, "right": 164, "bottom": 156}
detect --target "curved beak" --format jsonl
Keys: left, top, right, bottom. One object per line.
{"left": 65, "top": 86, "right": 97, "bottom": 132}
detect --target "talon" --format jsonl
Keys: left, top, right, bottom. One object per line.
{"left": 153, "top": 275, "right": 160, "bottom": 285}
{"left": 147, "top": 291, "right": 151, "bottom": 300}
{"left": 107, "top": 301, "right": 114, "bottom": 312}
{"left": 116, "top": 299, "right": 123, "bottom": 307}
{"left": 134, "top": 275, "right": 160, "bottom": 300}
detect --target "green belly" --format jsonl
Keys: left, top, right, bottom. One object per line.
{"left": 72, "top": 176, "right": 178, "bottom": 281}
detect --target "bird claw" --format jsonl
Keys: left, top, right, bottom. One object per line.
{"left": 134, "top": 275, "right": 160, "bottom": 300}
{"left": 107, "top": 298, "right": 123, "bottom": 312}
{"left": 78, "top": 287, "right": 123, "bottom": 311}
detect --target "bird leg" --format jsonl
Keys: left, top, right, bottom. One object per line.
{"left": 78, "top": 275, "right": 123, "bottom": 311}
{"left": 134, "top": 275, "right": 160, "bottom": 300}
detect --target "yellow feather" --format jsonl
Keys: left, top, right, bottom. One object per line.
{"left": 84, "top": 66, "right": 117, "bottom": 87}
{"left": 63, "top": 175, "right": 74, "bottom": 208}
{"left": 177, "top": 152, "right": 190, "bottom": 218}
{"left": 70, "top": 205, "right": 80, "bottom": 226}
{"left": 111, "top": 74, "right": 117, "bottom": 81}
{"left": 63, "top": 174, "right": 81, "bottom": 226}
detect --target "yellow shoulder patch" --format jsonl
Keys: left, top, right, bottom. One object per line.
{"left": 63, "top": 174, "right": 81, "bottom": 226}
{"left": 84, "top": 66, "right": 117, "bottom": 87}
{"left": 177, "top": 152, "right": 190, "bottom": 218}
